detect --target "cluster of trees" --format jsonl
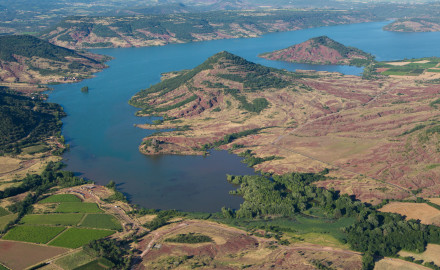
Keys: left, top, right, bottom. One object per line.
{"left": 164, "top": 233, "right": 213, "bottom": 244}
{"left": 345, "top": 212, "right": 440, "bottom": 269}
{"left": 0, "top": 90, "right": 66, "bottom": 154}
{"left": 238, "top": 150, "right": 281, "bottom": 167}
{"left": 201, "top": 127, "right": 263, "bottom": 151}
{"left": 222, "top": 170, "right": 440, "bottom": 269}
{"left": 85, "top": 239, "right": 133, "bottom": 270}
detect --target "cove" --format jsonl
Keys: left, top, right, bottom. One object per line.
{"left": 48, "top": 21, "right": 440, "bottom": 212}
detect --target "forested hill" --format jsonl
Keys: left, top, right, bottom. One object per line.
{"left": 0, "top": 35, "right": 84, "bottom": 62}
{"left": 0, "top": 35, "right": 108, "bottom": 89}
{"left": 39, "top": 9, "right": 377, "bottom": 49}
{"left": 259, "top": 36, "right": 374, "bottom": 66}
{"left": 0, "top": 88, "right": 65, "bottom": 154}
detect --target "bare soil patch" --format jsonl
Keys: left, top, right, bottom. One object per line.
{"left": 0, "top": 240, "right": 68, "bottom": 270}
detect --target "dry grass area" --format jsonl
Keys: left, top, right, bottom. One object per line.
{"left": 137, "top": 215, "right": 157, "bottom": 225}
{"left": 137, "top": 220, "right": 362, "bottom": 270}
{"left": 428, "top": 198, "right": 440, "bottom": 205}
{"left": 0, "top": 155, "right": 61, "bottom": 183}
{"left": 399, "top": 244, "right": 440, "bottom": 266}
{"left": 375, "top": 258, "right": 431, "bottom": 270}
{"left": 378, "top": 202, "right": 440, "bottom": 226}
{"left": 0, "top": 240, "right": 68, "bottom": 270}
{"left": 133, "top": 52, "right": 440, "bottom": 203}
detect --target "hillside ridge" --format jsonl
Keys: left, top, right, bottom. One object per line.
{"left": 0, "top": 35, "right": 108, "bottom": 93}
{"left": 259, "top": 35, "right": 374, "bottom": 66}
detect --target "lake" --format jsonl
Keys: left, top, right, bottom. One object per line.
{"left": 48, "top": 21, "right": 440, "bottom": 212}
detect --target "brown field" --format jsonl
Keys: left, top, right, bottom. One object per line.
{"left": 136, "top": 220, "right": 362, "bottom": 270}
{"left": 375, "top": 258, "right": 431, "bottom": 270}
{"left": 399, "top": 244, "right": 440, "bottom": 266}
{"left": 378, "top": 202, "right": 440, "bottom": 226}
{"left": 0, "top": 240, "right": 68, "bottom": 270}
{"left": 428, "top": 198, "right": 440, "bottom": 205}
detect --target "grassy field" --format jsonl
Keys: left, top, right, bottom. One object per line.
{"left": 80, "top": 214, "right": 122, "bottom": 230}
{"left": 73, "top": 258, "right": 114, "bottom": 270}
{"left": 56, "top": 202, "right": 103, "bottom": 213}
{"left": 0, "top": 214, "right": 18, "bottom": 231}
{"left": 49, "top": 228, "right": 114, "bottom": 248}
{"left": 55, "top": 250, "right": 96, "bottom": 270}
{"left": 0, "top": 207, "right": 9, "bottom": 217}
{"left": 21, "top": 144, "right": 49, "bottom": 155}
{"left": 21, "top": 214, "right": 84, "bottom": 226}
{"left": 375, "top": 58, "right": 440, "bottom": 76}
{"left": 3, "top": 225, "right": 65, "bottom": 244}
{"left": 0, "top": 264, "right": 8, "bottom": 270}
{"left": 221, "top": 215, "right": 354, "bottom": 244}
{"left": 39, "top": 194, "right": 81, "bottom": 203}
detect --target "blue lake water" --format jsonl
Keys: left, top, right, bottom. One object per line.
{"left": 48, "top": 21, "right": 440, "bottom": 212}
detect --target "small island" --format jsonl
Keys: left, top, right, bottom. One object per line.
{"left": 259, "top": 36, "right": 374, "bottom": 66}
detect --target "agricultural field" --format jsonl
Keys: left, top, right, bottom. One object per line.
{"left": 0, "top": 214, "right": 17, "bottom": 231}
{"left": 56, "top": 202, "right": 103, "bottom": 213}
{"left": 79, "top": 214, "right": 122, "bottom": 231}
{"left": 0, "top": 207, "right": 9, "bottom": 217}
{"left": 54, "top": 250, "right": 96, "bottom": 270}
{"left": 0, "top": 240, "right": 67, "bottom": 270}
{"left": 374, "top": 257, "right": 431, "bottom": 270}
{"left": 73, "top": 258, "right": 114, "bottom": 270}
{"left": 21, "top": 214, "right": 84, "bottom": 226}
{"left": 374, "top": 57, "right": 440, "bottom": 76}
{"left": 3, "top": 225, "right": 65, "bottom": 244}
{"left": 399, "top": 244, "right": 440, "bottom": 266}
{"left": 39, "top": 194, "right": 81, "bottom": 203}
{"left": 379, "top": 202, "right": 440, "bottom": 226}
{"left": 49, "top": 228, "right": 115, "bottom": 248}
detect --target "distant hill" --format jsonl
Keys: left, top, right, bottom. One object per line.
{"left": 384, "top": 18, "right": 440, "bottom": 32}
{"left": 259, "top": 36, "right": 374, "bottom": 66}
{"left": 0, "top": 88, "right": 65, "bottom": 154}
{"left": 39, "top": 10, "right": 376, "bottom": 49}
{"left": 0, "top": 35, "right": 108, "bottom": 90}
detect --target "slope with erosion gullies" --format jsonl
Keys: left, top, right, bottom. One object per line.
{"left": 259, "top": 36, "right": 374, "bottom": 66}
{"left": 39, "top": 10, "right": 376, "bottom": 49}
{"left": 132, "top": 51, "right": 440, "bottom": 203}
{"left": 0, "top": 35, "right": 108, "bottom": 92}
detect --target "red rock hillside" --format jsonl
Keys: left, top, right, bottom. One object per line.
{"left": 259, "top": 35, "right": 374, "bottom": 66}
